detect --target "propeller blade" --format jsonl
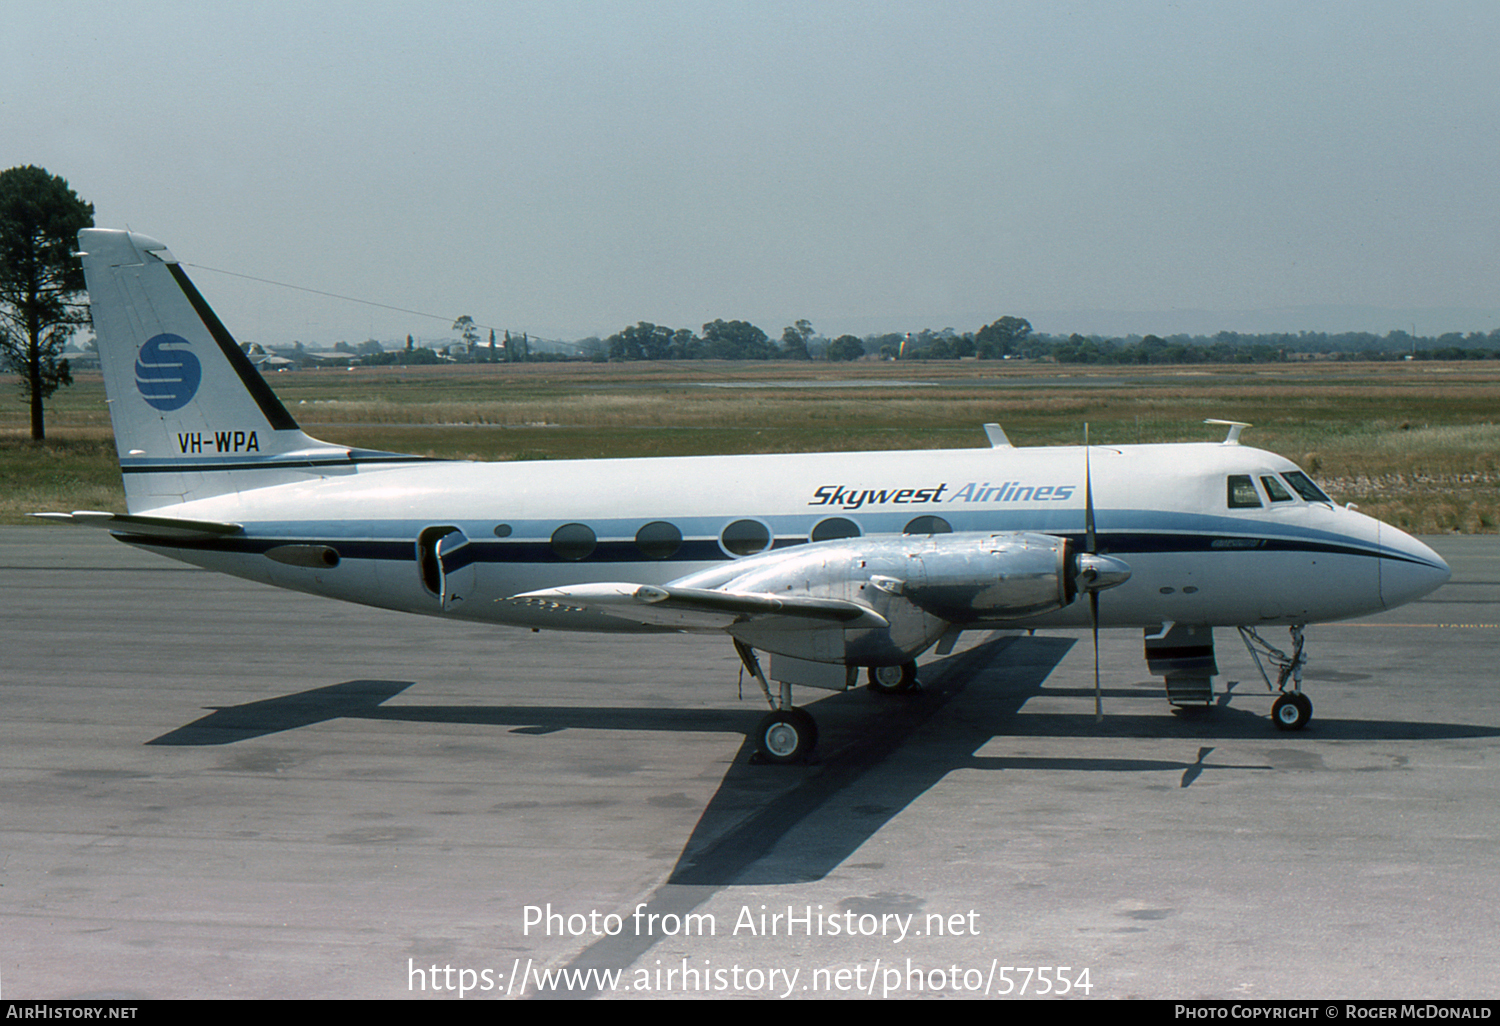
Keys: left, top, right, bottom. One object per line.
{"left": 1084, "top": 423, "right": 1096, "bottom": 555}
{"left": 1084, "top": 422, "right": 1102, "bottom": 721}
{"left": 1091, "top": 589, "right": 1102, "bottom": 721}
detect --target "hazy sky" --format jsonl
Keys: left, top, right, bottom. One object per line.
{"left": 8, "top": 1, "right": 1500, "bottom": 345}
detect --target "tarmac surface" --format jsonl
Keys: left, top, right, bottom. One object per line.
{"left": 2, "top": 526, "right": 1496, "bottom": 1000}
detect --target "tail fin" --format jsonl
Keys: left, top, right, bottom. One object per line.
{"left": 78, "top": 229, "right": 397, "bottom": 511}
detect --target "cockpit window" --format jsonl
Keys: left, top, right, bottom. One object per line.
{"left": 1260, "top": 475, "right": 1294, "bottom": 502}
{"left": 1227, "top": 475, "right": 1262, "bottom": 508}
{"left": 1281, "top": 471, "right": 1332, "bottom": 504}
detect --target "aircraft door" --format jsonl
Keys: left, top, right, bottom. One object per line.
{"left": 416, "top": 525, "right": 475, "bottom": 612}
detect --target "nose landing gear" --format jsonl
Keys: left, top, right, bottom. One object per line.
{"left": 1238, "top": 625, "right": 1312, "bottom": 731}
{"left": 1271, "top": 691, "right": 1314, "bottom": 731}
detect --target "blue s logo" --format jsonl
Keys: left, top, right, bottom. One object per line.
{"left": 135, "top": 334, "right": 202, "bottom": 411}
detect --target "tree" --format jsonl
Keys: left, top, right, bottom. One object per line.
{"left": 607, "top": 321, "right": 678, "bottom": 360}
{"left": 453, "top": 315, "right": 479, "bottom": 356}
{"left": 0, "top": 166, "right": 95, "bottom": 440}
{"left": 827, "top": 334, "right": 866, "bottom": 362}
{"left": 779, "top": 319, "right": 813, "bottom": 360}
{"left": 701, "top": 319, "right": 772, "bottom": 360}
{"left": 974, "top": 316, "right": 1032, "bottom": 359}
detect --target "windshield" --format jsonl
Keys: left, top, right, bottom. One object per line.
{"left": 1281, "top": 471, "right": 1332, "bottom": 504}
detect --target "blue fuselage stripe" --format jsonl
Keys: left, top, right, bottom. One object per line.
{"left": 122, "top": 530, "right": 1435, "bottom": 568}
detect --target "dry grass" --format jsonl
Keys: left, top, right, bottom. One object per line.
{"left": 5, "top": 360, "right": 1497, "bottom": 531}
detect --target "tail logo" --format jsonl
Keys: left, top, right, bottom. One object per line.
{"left": 135, "top": 334, "right": 203, "bottom": 411}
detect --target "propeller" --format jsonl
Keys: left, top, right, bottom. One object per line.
{"left": 1074, "top": 423, "right": 1132, "bottom": 722}
{"left": 1086, "top": 424, "right": 1101, "bottom": 721}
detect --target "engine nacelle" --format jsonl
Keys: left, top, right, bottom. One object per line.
{"left": 669, "top": 531, "right": 1096, "bottom": 667}
{"left": 904, "top": 531, "right": 1079, "bottom": 621}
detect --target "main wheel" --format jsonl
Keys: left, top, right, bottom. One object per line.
{"left": 755, "top": 708, "right": 818, "bottom": 764}
{"left": 866, "top": 662, "right": 919, "bottom": 694}
{"left": 1272, "top": 693, "right": 1312, "bottom": 731}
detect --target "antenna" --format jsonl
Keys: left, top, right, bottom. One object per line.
{"left": 1204, "top": 419, "right": 1251, "bottom": 445}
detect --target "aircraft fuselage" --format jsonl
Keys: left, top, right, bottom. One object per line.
{"left": 123, "top": 439, "right": 1446, "bottom": 635}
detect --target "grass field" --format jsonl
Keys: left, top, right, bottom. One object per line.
{"left": 3, "top": 359, "right": 1495, "bottom": 532}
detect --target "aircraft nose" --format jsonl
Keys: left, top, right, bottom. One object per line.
{"left": 1379, "top": 525, "right": 1451, "bottom": 610}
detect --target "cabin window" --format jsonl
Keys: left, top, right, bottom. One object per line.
{"left": 903, "top": 515, "right": 953, "bottom": 535}
{"left": 721, "top": 519, "right": 771, "bottom": 556}
{"left": 1260, "top": 475, "right": 1294, "bottom": 502}
{"left": 550, "top": 523, "right": 597, "bottom": 561}
{"left": 1281, "top": 471, "right": 1332, "bottom": 504}
{"left": 634, "top": 521, "right": 682, "bottom": 560}
{"left": 1227, "top": 475, "right": 1262, "bottom": 508}
{"left": 493, "top": 524, "right": 513, "bottom": 537}
{"left": 810, "top": 517, "right": 861, "bottom": 542}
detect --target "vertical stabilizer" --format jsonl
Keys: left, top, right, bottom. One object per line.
{"left": 78, "top": 229, "right": 393, "bottom": 511}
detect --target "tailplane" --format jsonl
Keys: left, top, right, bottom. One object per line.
{"left": 78, "top": 229, "right": 416, "bottom": 511}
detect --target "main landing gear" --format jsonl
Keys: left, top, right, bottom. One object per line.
{"left": 866, "top": 662, "right": 920, "bottom": 694}
{"left": 756, "top": 707, "right": 819, "bottom": 765}
{"left": 735, "top": 640, "right": 819, "bottom": 764}
{"left": 1238, "top": 625, "right": 1313, "bottom": 731}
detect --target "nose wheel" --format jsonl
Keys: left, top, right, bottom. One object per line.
{"left": 1239, "top": 626, "right": 1313, "bottom": 731}
{"left": 1271, "top": 692, "right": 1313, "bottom": 731}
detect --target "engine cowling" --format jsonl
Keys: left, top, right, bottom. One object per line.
{"left": 669, "top": 531, "right": 1128, "bottom": 667}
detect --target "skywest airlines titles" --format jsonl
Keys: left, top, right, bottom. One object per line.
{"left": 809, "top": 481, "right": 1077, "bottom": 510}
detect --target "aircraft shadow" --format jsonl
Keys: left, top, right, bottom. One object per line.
{"left": 148, "top": 681, "right": 757, "bottom": 746}
{"left": 147, "top": 671, "right": 1500, "bottom": 750}
{"left": 146, "top": 637, "right": 1500, "bottom": 897}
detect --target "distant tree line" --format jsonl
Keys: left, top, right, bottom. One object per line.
{"left": 590, "top": 316, "right": 1500, "bottom": 364}
{"left": 307, "top": 318, "right": 1500, "bottom": 367}
{"left": 218, "top": 312, "right": 1500, "bottom": 371}
{"left": 1020, "top": 328, "right": 1500, "bottom": 364}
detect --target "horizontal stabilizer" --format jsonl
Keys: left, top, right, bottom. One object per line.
{"left": 31, "top": 510, "right": 243, "bottom": 541}
{"left": 510, "top": 582, "right": 887, "bottom": 631}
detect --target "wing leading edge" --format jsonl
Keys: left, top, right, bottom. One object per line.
{"left": 509, "top": 582, "right": 889, "bottom": 632}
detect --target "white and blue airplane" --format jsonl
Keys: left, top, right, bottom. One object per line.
{"left": 40, "top": 229, "right": 1451, "bottom": 762}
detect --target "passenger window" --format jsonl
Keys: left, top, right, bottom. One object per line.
{"left": 550, "top": 523, "right": 597, "bottom": 561}
{"left": 1281, "top": 471, "right": 1332, "bottom": 504}
{"left": 811, "top": 517, "right": 861, "bottom": 542}
{"left": 903, "top": 515, "right": 953, "bottom": 535}
{"left": 721, "top": 519, "right": 771, "bottom": 556}
{"left": 1227, "top": 475, "right": 1262, "bottom": 508}
{"left": 634, "top": 521, "right": 682, "bottom": 560}
{"left": 1260, "top": 475, "right": 1294, "bottom": 502}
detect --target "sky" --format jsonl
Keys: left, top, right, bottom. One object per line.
{"left": 7, "top": 1, "right": 1500, "bottom": 346}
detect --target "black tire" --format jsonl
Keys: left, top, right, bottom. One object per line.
{"left": 1272, "top": 693, "right": 1311, "bottom": 731}
{"left": 1293, "top": 692, "right": 1313, "bottom": 724}
{"left": 866, "top": 662, "right": 919, "bottom": 694}
{"left": 756, "top": 708, "right": 818, "bottom": 764}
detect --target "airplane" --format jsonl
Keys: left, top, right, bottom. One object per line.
{"left": 38, "top": 229, "right": 1452, "bottom": 763}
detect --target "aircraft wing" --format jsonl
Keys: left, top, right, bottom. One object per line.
{"left": 508, "top": 582, "right": 889, "bottom": 632}
{"left": 30, "top": 511, "right": 244, "bottom": 541}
